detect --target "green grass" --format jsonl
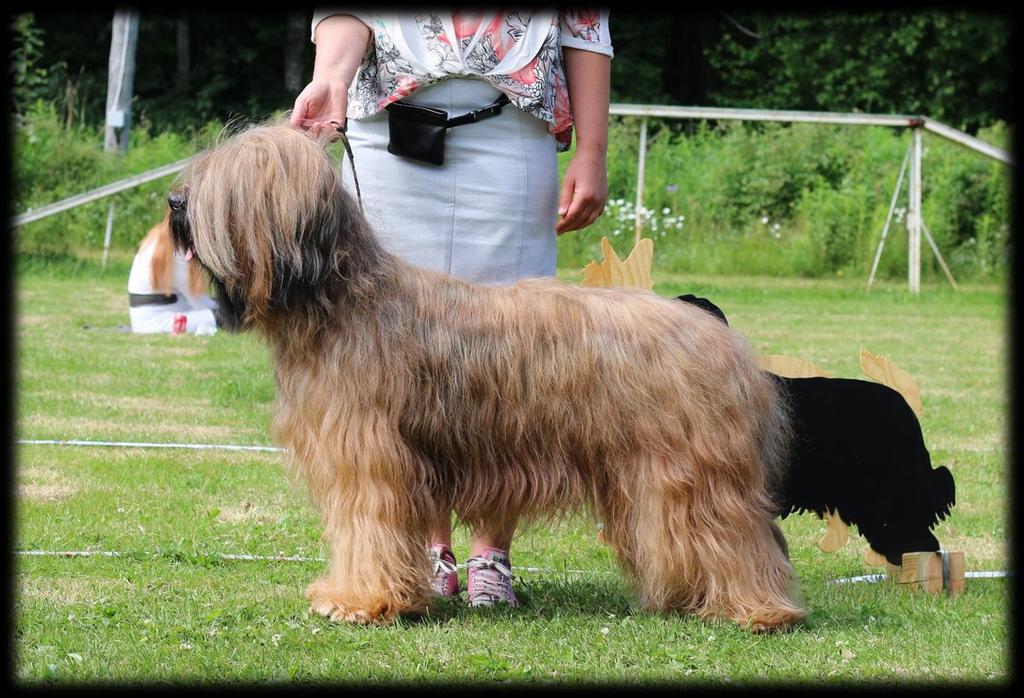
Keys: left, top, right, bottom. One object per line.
{"left": 14, "top": 260, "right": 1009, "bottom": 685}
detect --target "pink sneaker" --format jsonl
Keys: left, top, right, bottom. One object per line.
{"left": 466, "top": 548, "right": 518, "bottom": 608}
{"left": 428, "top": 544, "right": 459, "bottom": 597}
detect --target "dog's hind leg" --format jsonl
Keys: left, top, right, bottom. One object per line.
{"left": 301, "top": 420, "right": 435, "bottom": 625}
{"left": 609, "top": 453, "right": 805, "bottom": 633}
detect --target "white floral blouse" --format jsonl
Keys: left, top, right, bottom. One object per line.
{"left": 311, "top": 9, "right": 614, "bottom": 151}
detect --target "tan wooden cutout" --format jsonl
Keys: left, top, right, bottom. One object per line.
{"left": 817, "top": 510, "right": 849, "bottom": 552}
{"left": 759, "top": 355, "right": 832, "bottom": 378}
{"left": 863, "top": 547, "right": 888, "bottom": 566}
{"left": 581, "top": 236, "right": 654, "bottom": 291}
{"left": 859, "top": 348, "right": 922, "bottom": 415}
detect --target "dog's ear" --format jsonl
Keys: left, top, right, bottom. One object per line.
{"left": 265, "top": 159, "right": 380, "bottom": 318}
{"left": 268, "top": 185, "right": 347, "bottom": 313}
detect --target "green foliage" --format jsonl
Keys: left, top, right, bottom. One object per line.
{"left": 13, "top": 103, "right": 1011, "bottom": 283}
{"left": 705, "top": 12, "right": 1011, "bottom": 133}
{"left": 921, "top": 123, "right": 1011, "bottom": 279}
{"left": 8, "top": 13, "right": 65, "bottom": 117}
{"left": 556, "top": 118, "right": 1011, "bottom": 283}
{"left": 22, "top": 11, "right": 1013, "bottom": 137}
{"left": 12, "top": 101, "right": 222, "bottom": 262}
{"left": 26, "top": 11, "right": 313, "bottom": 133}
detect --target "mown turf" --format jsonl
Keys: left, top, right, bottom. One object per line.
{"left": 13, "top": 264, "right": 1009, "bottom": 685}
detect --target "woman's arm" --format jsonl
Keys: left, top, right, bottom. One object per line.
{"left": 290, "top": 14, "right": 371, "bottom": 136}
{"left": 556, "top": 47, "right": 611, "bottom": 234}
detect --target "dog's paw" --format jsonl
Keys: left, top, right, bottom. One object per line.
{"left": 305, "top": 579, "right": 411, "bottom": 625}
{"left": 744, "top": 606, "right": 806, "bottom": 634}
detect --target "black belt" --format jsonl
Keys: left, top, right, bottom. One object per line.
{"left": 129, "top": 292, "right": 178, "bottom": 307}
{"left": 444, "top": 93, "right": 510, "bottom": 127}
{"left": 386, "top": 93, "right": 510, "bottom": 128}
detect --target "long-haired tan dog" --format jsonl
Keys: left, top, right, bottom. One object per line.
{"left": 167, "top": 123, "right": 804, "bottom": 632}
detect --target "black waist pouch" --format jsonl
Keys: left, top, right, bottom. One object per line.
{"left": 385, "top": 93, "right": 510, "bottom": 166}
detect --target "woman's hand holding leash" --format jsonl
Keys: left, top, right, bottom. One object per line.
{"left": 290, "top": 79, "right": 349, "bottom": 139}
{"left": 290, "top": 14, "right": 370, "bottom": 140}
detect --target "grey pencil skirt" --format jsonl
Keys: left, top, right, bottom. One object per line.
{"left": 341, "top": 78, "right": 559, "bottom": 285}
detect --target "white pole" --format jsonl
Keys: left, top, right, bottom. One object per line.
{"left": 867, "top": 142, "right": 912, "bottom": 290}
{"left": 102, "top": 200, "right": 115, "bottom": 269}
{"left": 907, "top": 127, "right": 923, "bottom": 294}
{"left": 635, "top": 116, "right": 648, "bottom": 244}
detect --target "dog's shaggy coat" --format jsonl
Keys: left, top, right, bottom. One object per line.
{"left": 168, "top": 124, "right": 804, "bottom": 631}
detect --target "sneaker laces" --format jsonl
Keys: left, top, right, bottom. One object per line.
{"left": 431, "top": 553, "right": 458, "bottom": 577}
{"left": 466, "top": 555, "right": 515, "bottom": 604}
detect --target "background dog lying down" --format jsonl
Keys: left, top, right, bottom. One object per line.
{"left": 675, "top": 294, "right": 956, "bottom": 566}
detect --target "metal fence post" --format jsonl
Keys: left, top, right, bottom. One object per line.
{"left": 866, "top": 142, "right": 912, "bottom": 290}
{"left": 101, "top": 200, "right": 116, "bottom": 269}
{"left": 634, "top": 116, "right": 648, "bottom": 244}
{"left": 907, "top": 125, "right": 923, "bottom": 294}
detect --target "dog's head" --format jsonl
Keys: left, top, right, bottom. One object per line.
{"left": 167, "top": 123, "right": 362, "bottom": 332}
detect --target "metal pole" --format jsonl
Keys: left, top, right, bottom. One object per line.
{"left": 867, "top": 142, "right": 912, "bottom": 290}
{"left": 921, "top": 221, "right": 959, "bottom": 291}
{"left": 907, "top": 127, "right": 923, "bottom": 294}
{"left": 608, "top": 104, "right": 1011, "bottom": 166}
{"left": 923, "top": 118, "right": 1012, "bottom": 166}
{"left": 12, "top": 160, "right": 188, "bottom": 228}
{"left": 102, "top": 200, "right": 115, "bottom": 269}
{"left": 635, "top": 116, "right": 648, "bottom": 244}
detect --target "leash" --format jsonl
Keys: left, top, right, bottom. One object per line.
{"left": 333, "top": 121, "right": 363, "bottom": 213}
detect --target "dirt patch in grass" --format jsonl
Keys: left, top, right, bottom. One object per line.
{"left": 20, "top": 415, "right": 250, "bottom": 442}
{"left": 16, "top": 465, "right": 78, "bottom": 503}
{"left": 18, "top": 482, "right": 78, "bottom": 502}
{"left": 25, "top": 391, "right": 215, "bottom": 419}
{"left": 214, "top": 502, "right": 285, "bottom": 525}
{"left": 18, "top": 576, "right": 133, "bottom": 605}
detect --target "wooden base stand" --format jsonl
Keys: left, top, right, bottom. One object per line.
{"left": 886, "top": 551, "right": 964, "bottom": 596}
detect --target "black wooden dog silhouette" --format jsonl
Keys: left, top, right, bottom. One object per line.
{"left": 674, "top": 294, "right": 956, "bottom": 566}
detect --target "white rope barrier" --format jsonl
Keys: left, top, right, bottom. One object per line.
{"left": 14, "top": 549, "right": 1008, "bottom": 584}
{"left": 829, "top": 571, "right": 1010, "bottom": 584}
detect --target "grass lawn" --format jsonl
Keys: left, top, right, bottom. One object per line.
{"left": 13, "top": 256, "right": 1009, "bottom": 685}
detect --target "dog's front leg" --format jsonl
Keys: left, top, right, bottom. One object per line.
{"left": 303, "top": 427, "right": 433, "bottom": 625}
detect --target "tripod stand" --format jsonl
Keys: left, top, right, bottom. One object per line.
{"left": 866, "top": 126, "right": 957, "bottom": 292}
